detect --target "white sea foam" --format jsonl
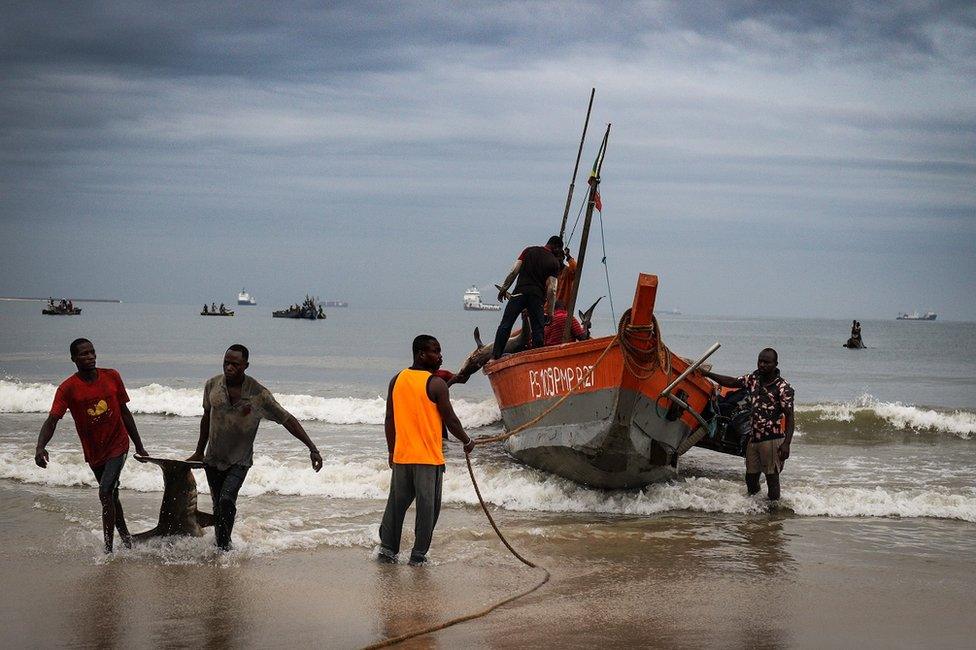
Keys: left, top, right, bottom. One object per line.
{"left": 0, "top": 379, "right": 500, "bottom": 428}
{"left": 6, "top": 450, "right": 975, "bottom": 523}
{"left": 797, "top": 394, "right": 975, "bottom": 439}
{"left": 56, "top": 515, "right": 378, "bottom": 564}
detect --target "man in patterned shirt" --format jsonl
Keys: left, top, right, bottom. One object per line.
{"left": 705, "top": 348, "right": 795, "bottom": 500}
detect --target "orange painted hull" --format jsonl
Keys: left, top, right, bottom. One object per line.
{"left": 483, "top": 274, "right": 717, "bottom": 488}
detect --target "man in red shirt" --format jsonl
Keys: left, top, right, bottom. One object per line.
{"left": 35, "top": 338, "right": 149, "bottom": 553}
{"left": 543, "top": 300, "right": 589, "bottom": 346}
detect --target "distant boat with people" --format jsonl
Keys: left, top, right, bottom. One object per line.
{"left": 897, "top": 311, "right": 937, "bottom": 321}
{"left": 273, "top": 295, "right": 326, "bottom": 320}
{"left": 237, "top": 289, "right": 257, "bottom": 306}
{"left": 42, "top": 298, "right": 81, "bottom": 315}
{"left": 463, "top": 286, "right": 501, "bottom": 311}
{"left": 202, "top": 303, "right": 233, "bottom": 316}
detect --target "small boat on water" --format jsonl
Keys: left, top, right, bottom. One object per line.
{"left": 463, "top": 286, "right": 501, "bottom": 311}
{"left": 201, "top": 309, "right": 234, "bottom": 316}
{"left": 237, "top": 289, "right": 257, "bottom": 306}
{"left": 273, "top": 295, "right": 326, "bottom": 320}
{"left": 897, "top": 311, "right": 937, "bottom": 321}
{"left": 42, "top": 299, "right": 81, "bottom": 315}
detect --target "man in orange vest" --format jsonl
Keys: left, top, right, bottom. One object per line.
{"left": 378, "top": 335, "right": 476, "bottom": 565}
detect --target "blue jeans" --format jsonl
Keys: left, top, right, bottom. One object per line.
{"left": 492, "top": 293, "right": 545, "bottom": 359}
{"left": 204, "top": 464, "right": 249, "bottom": 550}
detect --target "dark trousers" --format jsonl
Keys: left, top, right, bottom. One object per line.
{"left": 492, "top": 293, "right": 545, "bottom": 359}
{"left": 379, "top": 464, "right": 444, "bottom": 561}
{"left": 204, "top": 464, "right": 250, "bottom": 550}
{"left": 90, "top": 453, "right": 130, "bottom": 548}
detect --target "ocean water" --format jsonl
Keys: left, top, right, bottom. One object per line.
{"left": 1, "top": 299, "right": 974, "bottom": 563}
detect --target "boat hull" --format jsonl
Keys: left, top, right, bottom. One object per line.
{"left": 484, "top": 274, "right": 718, "bottom": 489}
{"left": 272, "top": 311, "right": 324, "bottom": 320}
{"left": 501, "top": 387, "right": 682, "bottom": 487}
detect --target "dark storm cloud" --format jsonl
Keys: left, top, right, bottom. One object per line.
{"left": 0, "top": 1, "right": 974, "bottom": 317}
{"left": 3, "top": 1, "right": 973, "bottom": 80}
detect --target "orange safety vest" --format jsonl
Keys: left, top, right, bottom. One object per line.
{"left": 392, "top": 369, "right": 444, "bottom": 465}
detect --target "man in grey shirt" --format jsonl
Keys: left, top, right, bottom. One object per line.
{"left": 187, "top": 344, "right": 323, "bottom": 550}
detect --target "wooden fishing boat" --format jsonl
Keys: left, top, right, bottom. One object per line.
{"left": 201, "top": 310, "right": 234, "bottom": 316}
{"left": 42, "top": 307, "right": 82, "bottom": 315}
{"left": 484, "top": 274, "right": 721, "bottom": 488}
{"left": 480, "top": 97, "right": 742, "bottom": 488}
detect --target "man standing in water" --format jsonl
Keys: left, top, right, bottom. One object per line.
{"left": 491, "top": 235, "right": 564, "bottom": 358}
{"left": 186, "top": 344, "right": 323, "bottom": 551}
{"left": 704, "top": 348, "right": 795, "bottom": 500}
{"left": 35, "top": 338, "right": 149, "bottom": 553}
{"left": 379, "top": 335, "right": 475, "bottom": 565}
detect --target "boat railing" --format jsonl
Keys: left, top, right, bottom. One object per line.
{"left": 657, "top": 341, "right": 721, "bottom": 431}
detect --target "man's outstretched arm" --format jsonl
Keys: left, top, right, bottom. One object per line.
{"left": 186, "top": 408, "right": 210, "bottom": 461}
{"left": 120, "top": 403, "right": 148, "bottom": 457}
{"left": 282, "top": 416, "right": 322, "bottom": 472}
{"left": 779, "top": 406, "right": 795, "bottom": 462}
{"left": 428, "top": 378, "right": 475, "bottom": 454}
{"left": 34, "top": 415, "right": 59, "bottom": 468}
{"left": 384, "top": 375, "right": 398, "bottom": 468}
{"left": 703, "top": 371, "right": 745, "bottom": 389}
{"left": 497, "top": 260, "right": 522, "bottom": 302}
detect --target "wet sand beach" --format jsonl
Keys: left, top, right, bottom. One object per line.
{"left": 2, "top": 308, "right": 975, "bottom": 647}
{"left": 3, "top": 483, "right": 973, "bottom": 649}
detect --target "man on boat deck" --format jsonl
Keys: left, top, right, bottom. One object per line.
{"left": 186, "top": 344, "right": 323, "bottom": 550}
{"left": 34, "top": 338, "right": 149, "bottom": 553}
{"left": 704, "top": 348, "right": 795, "bottom": 500}
{"left": 378, "top": 335, "right": 475, "bottom": 565}
{"left": 491, "top": 235, "right": 564, "bottom": 359}
{"left": 543, "top": 300, "right": 589, "bottom": 346}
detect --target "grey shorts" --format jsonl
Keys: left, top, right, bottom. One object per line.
{"left": 91, "top": 453, "right": 127, "bottom": 495}
{"left": 745, "top": 439, "right": 782, "bottom": 475}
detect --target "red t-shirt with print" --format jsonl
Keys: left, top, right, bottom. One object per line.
{"left": 50, "top": 369, "right": 131, "bottom": 467}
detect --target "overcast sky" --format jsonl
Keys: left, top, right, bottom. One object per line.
{"left": 1, "top": 1, "right": 974, "bottom": 319}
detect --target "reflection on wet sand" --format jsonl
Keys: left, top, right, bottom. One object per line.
{"left": 72, "top": 563, "right": 124, "bottom": 648}
{"left": 201, "top": 566, "right": 253, "bottom": 650}
{"left": 373, "top": 561, "right": 444, "bottom": 643}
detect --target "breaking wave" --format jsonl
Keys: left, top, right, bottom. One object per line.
{"left": 796, "top": 394, "right": 975, "bottom": 440}
{"left": 3, "top": 380, "right": 972, "bottom": 438}
{"left": 0, "top": 379, "right": 500, "bottom": 429}
{"left": 4, "top": 450, "right": 974, "bottom": 523}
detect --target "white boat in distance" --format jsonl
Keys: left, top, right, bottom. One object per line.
{"left": 897, "top": 310, "right": 936, "bottom": 321}
{"left": 463, "top": 286, "right": 501, "bottom": 311}
{"left": 237, "top": 289, "right": 257, "bottom": 306}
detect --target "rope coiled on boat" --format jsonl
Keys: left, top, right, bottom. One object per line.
{"left": 616, "top": 308, "right": 671, "bottom": 380}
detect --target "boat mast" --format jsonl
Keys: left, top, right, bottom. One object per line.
{"left": 563, "top": 123, "right": 611, "bottom": 343}
{"left": 558, "top": 88, "right": 596, "bottom": 244}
